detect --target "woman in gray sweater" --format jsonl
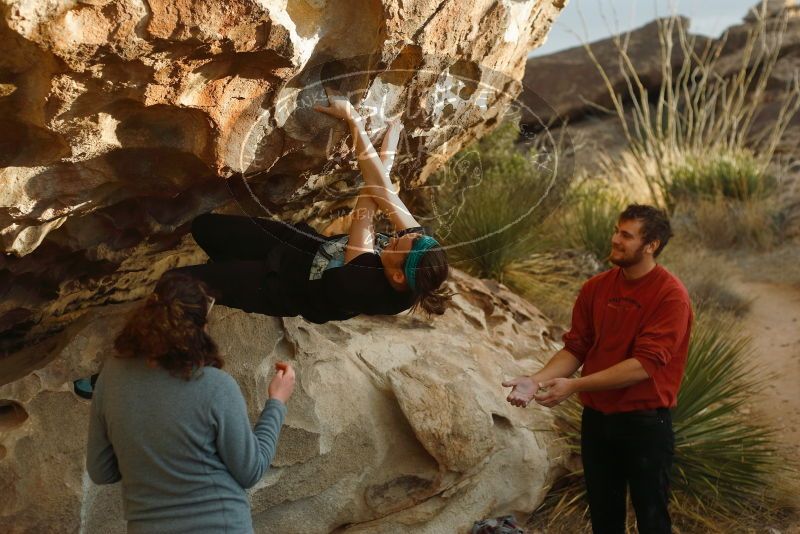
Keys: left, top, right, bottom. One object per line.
{"left": 86, "top": 272, "right": 295, "bottom": 534}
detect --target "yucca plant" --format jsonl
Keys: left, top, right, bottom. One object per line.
{"left": 431, "top": 119, "right": 571, "bottom": 279}
{"left": 562, "top": 182, "right": 627, "bottom": 264}
{"left": 503, "top": 250, "right": 601, "bottom": 324}
{"left": 529, "top": 313, "right": 788, "bottom": 532}
{"left": 670, "top": 315, "right": 780, "bottom": 508}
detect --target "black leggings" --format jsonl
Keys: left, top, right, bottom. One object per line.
{"left": 581, "top": 406, "right": 674, "bottom": 534}
{"left": 189, "top": 212, "right": 298, "bottom": 262}
{"left": 172, "top": 214, "right": 318, "bottom": 316}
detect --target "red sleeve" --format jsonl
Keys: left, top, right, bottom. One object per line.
{"left": 632, "top": 298, "right": 692, "bottom": 377}
{"left": 562, "top": 281, "right": 595, "bottom": 363}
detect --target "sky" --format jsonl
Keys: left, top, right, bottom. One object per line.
{"left": 530, "top": 0, "right": 777, "bottom": 57}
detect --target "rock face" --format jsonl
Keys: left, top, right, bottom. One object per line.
{"left": 0, "top": 0, "right": 565, "bottom": 347}
{"left": 0, "top": 270, "right": 564, "bottom": 533}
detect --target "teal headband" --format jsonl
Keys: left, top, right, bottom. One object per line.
{"left": 404, "top": 235, "right": 439, "bottom": 292}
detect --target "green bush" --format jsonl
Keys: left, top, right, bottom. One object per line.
{"left": 563, "top": 183, "right": 627, "bottom": 264}
{"left": 665, "top": 152, "right": 776, "bottom": 210}
{"left": 432, "top": 120, "right": 570, "bottom": 279}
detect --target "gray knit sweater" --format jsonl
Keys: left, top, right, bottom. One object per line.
{"left": 86, "top": 356, "right": 286, "bottom": 534}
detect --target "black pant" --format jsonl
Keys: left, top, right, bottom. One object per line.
{"left": 188, "top": 212, "right": 299, "bottom": 262}
{"left": 172, "top": 214, "right": 320, "bottom": 317}
{"left": 581, "top": 406, "right": 674, "bottom": 534}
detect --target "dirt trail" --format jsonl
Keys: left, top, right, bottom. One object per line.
{"left": 732, "top": 278, "right": 800, "bottom": 517}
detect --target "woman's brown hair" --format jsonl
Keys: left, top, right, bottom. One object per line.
{"left": 114, "top": 272, "right": 223, "bottom": 380}
{"left": 410, "top": 242, "right": 453, "bottom": 315}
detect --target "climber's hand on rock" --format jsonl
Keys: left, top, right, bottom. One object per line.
{"left": 385, "top": 118, "right": 403, "bottom": 138}
{"left": 314, "top": 86, "right": 360, "bottom": 123}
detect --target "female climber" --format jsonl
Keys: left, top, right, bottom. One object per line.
{"left": 172, "top": 89, "right": 452, "bottom": 324}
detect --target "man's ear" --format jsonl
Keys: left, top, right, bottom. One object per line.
{"left": 645, "top": 239, "right": 660, "bottom": 255}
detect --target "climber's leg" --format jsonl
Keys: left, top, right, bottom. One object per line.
{"left": 190, "top": 213, "right": 298, "bottom": 262}
{"left": 169, "top": 261, "right": 300, "bottom": 317}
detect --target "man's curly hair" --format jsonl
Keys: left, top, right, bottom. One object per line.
{"left": 619, "top": 204, "right": 674, "bottom": 257}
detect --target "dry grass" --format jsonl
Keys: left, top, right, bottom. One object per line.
{"left": 659, "top": 239, "right": 752, "bottom": 316}
{"left": 528, "top": 484, "right": 799, "bottom": 534}
{"left": 674, "top": 197, "right": 779, "bottom": 251}
{"left": 503, "top": 250, "right": 602, "bottom": 324}
{"left": 661, "top": 151, "right": 783, "bottom": 252}
{"left": 733, "top": 243, "right": 800, "bottom": 288}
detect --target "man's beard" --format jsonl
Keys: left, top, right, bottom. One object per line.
{"left": 608, "top": 244, "right": 646, "bottom": 268}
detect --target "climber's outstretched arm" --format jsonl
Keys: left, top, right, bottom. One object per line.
{"left": 315, "top": 91, "right": 420, "bottom": 232}
{"left": 343, "top": 122, "right": 403, "bottom": 263}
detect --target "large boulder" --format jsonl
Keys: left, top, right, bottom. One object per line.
{"left": 0, "top": 0, "right": 565, "bottom": 347}
{"left": 0, "top": 270, "right": 565, "bottom": 533}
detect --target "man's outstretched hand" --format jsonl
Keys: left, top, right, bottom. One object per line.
{"left": 502, "top": 376, "right": 539, "bottom": 408}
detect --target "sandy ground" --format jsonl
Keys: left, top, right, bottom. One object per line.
{"left": 733, "top": 277, "right": 800, "bottom": 530}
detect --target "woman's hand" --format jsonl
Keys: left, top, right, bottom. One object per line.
{"left": 314, "top": 87, "right": 360, "bottom": 123}
{"left": 268, "top": 362, "right": 296, "bottom": 404}
{"left": 316, "top": 89, "right": 420, "bottom": 230}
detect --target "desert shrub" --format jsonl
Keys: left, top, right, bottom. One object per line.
{"left": 666, "top": 152, "right": 776, "bottom": 207}
{"left": 672, "top": 196, "right": 780, "bottom": 251}
{"left": 504, "top": 250, "right": 602, "bottom": 324}
{"left": 431, "top": 119, "right": 571, "bottom": 279}
{"left": 587, "top": 8, "right": 799, "bottom": 210}
{"left": 659, "top": 242, "right": 751, "bottom": 316}
{"left": 562, "top": 182, "right": 627, "bottom": 264}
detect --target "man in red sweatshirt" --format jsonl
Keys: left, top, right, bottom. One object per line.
{"left": 503, "top": 204, "right": 692, "bottom": 534}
